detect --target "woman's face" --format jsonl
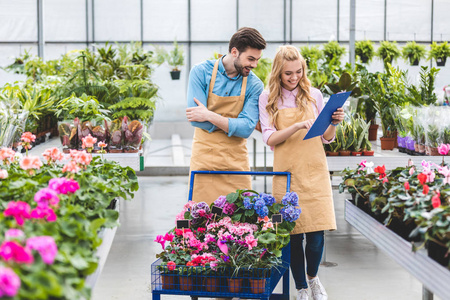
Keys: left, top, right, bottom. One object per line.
{"left": 280, "top": 59, "right": 303, "bottom": 91}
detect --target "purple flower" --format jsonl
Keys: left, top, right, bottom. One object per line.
{"left": 254, "top": 198, "right": 266, "bottom": 210}
{"left": 282, "top": 192, "right": 299, "bottom": 207}
{"left": 26, "top": 236, "right": 58, "bottom": 264}
{"left": 191, "top": 202, "right": 211, "bottom": 219}
{"left": 256, "top": 206, "right": 269, "bottom": 217}
{"left": 280, "top": 205, "right": 301, "bottom": 222}
{"left": 214, "top": 196, "right": 227, "bottom": 208}
{"left": 221, "top": 255, "right": 230, "bottom": 263}
{"left": 0, "top": 266, "right": 21, "bottom": 297}
{"left": 5, "top": 229, "right": 24, "bottom": 241}
{"left": 223, "top": 203, "right": 237, "bottom": 215}
{"left": 261, "top": 193, "right": 276, "bottom": 206}
{"left": 242, "top": 192, "right": 256, "bottom": 197}
{"left": 243, "top": 197, "right": 253, "bottom": 209}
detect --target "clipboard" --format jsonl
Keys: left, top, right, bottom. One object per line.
{"left": 303, "top": 91, "right": 351, "bottom": 140}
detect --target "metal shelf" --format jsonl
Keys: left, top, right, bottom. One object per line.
{"left": 345, "top": 199, "right": 450, "bottom": 300}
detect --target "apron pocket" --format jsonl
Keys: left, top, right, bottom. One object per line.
{"left": 306, "top": 161, "right": 331, "bottom": 198}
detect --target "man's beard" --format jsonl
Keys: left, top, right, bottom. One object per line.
{"left": 233, "top": 58, "right": 249, "bottom": 77}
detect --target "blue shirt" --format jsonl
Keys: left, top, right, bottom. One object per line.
{"left": 187, "top": 56, "right": 264, "bottom": 138}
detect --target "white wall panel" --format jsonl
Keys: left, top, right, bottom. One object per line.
{"left": 0, "top": 0, "right": 37, "bottom": 41}
{"left": 191, "top": 0, "right": 236, "bottom": 41}
{"left": 238, "top": 0, "right": 284, "bottom": 42}
{"left": 433, "top": 0, "right": 450, "bottom": 42}
{"left": 44, "top": 0, "right": 86, "bottom": 42}
{"left": 386, "top": 0, "right": 431, "bottom": 41}
{"left": 94, "top": 0, "right": 140, "bottom": 41}
{"left": 143, "top": 0, "right": 188, "bottom": 41}
{"left": 292, "top": 0, "right": 337, "bottom": 42}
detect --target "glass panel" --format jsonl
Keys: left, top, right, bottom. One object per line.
{"left": 191, "top": 0, "right": 236, "bottom": 41}
{"left": 0, "top": 0, "right": 37, "bottom": 41}
{"left": 143, "top": 0, "right": 188, "bottom": 41}
{"left": 45, "top": 0, "right": 86, "bottom": 41}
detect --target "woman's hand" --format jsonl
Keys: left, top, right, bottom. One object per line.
{"left": 297, "top": 119, "right": 315, "bottom": 130}
{"left": 331, "top": 108, "right": 345, "bottom": 125}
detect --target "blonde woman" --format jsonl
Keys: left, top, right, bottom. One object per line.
{"left": 259, "top": 45, "right": 344, "bottom": 300}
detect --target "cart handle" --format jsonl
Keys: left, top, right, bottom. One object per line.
{"left": 188, "top": 170, "right": 291, "bottom": 201}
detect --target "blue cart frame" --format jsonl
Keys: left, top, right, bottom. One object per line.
{"left": 151, "top": 170, "right": 292, "bottom": 300}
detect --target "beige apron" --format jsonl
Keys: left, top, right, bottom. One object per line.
{"left": 272, "top": 104, "right": 336, "bottom": 234}
{"left": 189, "top": 60, "right": 251, "bottom": 204}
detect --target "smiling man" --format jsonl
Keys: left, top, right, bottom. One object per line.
{"left": 186, "top": 27, "right": 266, "bottom": 205}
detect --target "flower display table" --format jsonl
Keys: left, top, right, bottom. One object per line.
{"left": 345, "top": 199, "right": 450, "bottom": 300}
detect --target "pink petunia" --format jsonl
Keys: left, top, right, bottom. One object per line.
{"left": 30, "top": 206, "right": 57, "bottom": 222}
{"left": 0, "top": 241, "right": 34, "bottom": 264}
{"left": 34, "top": 188, "right": 60, "bottom": 207}
{"left": 26, "top": 236, "right": 58, "bottom": 264}
{"left": 0, "top": 266, "right": 21, "bottom": 297}
{"left": 3, "top": 201, "right": 31, "bottom": 226}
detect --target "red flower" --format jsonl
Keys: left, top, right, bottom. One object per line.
{"left": 422, "top": 184, "right": 429, "bottom": 195}
{"left": 167, "top": 261, "right": 176, "bottom": 271}
{"left": 404, "top": 182, "right": 410, "bottom": 190}
{"left": 431, "top": 191, "right": 441, "bottom": 208}
{"left": 197, "top": 227, "right": 206, "bottom": 233}
{"left": 186, "top": 261, "right": 195, "bottom": 267}
{"left": 417, "top": 173, "right": 427, "bottom": 185}
{"left": 374, "top": 165, "right": 386, "bottom": 179}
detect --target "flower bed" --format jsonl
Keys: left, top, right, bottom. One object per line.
{"left": 0, "top": 133, "right": 138, "bottom": 299}
{"left": 339, "top": 158, "right": 450, "bottom": 269}
{"left": 152, "top": 190, "right": 301, "bottom": 297}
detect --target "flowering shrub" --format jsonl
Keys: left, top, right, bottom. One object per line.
{"left": 340, "top": 159, "right": 450, "bottom": 268}
{"left": 155, "top": 189, "right": 301, "bottom": 277}
{"left": 0, "top": 145, "right": 138, "bottom": 298}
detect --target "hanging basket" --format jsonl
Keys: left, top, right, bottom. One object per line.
{"left": 170, "top": 70, "right": 181, "bottom": 80}
{"left": 436, "top": 57, "right": 447, "bottom": 67}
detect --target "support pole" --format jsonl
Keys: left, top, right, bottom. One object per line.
{"left": 37, "top": 0, "right": 45, "bottom": 59}
{"left": 349, "top": 0, "right": 356, "bottom": 67}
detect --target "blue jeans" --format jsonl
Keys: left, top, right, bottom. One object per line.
{"left": 290, "top": 231, "right": 325, "bottom": 290}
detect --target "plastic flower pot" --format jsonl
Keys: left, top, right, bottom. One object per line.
{"left": 205, "top": 276, "right": 220, "bottom": 292}
{"left": 328, "top": 151, "right": 339, "bottom": 156}
{"left": 227, "top": 278, "right": 243, "bottom": 293}
{"left": 362, "top": 150, "right": 374, "bottom": 156}
{"left": 368, "top": 124, "right": 379, "bottom": 141}
{"left": 161, "top": 274, "right": 176, "bottom": 290}
{"left": 351, "top": 151, "right": 362, "bottom": 156}
{"left": 436, "top": 57, "right": 447, "bottom": 67}
{"left": 380, "top": 137, "right": 395, "bottom": 150}
{"left": 339, "top": 150, "right": 351, "bottom": 156}
{"left": 249, "top": 278, "right": 266, "bottom": 294}
{"left": 179, "top": 276, "right": 194, "bottom": 291}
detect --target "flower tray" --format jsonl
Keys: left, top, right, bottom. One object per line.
{"left": 345, "top": 199, "right": 450, "bottom": 300}
{"left": 151, "top": 258, "right": 290, "bottom": 300}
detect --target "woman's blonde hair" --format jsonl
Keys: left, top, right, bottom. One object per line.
{"left": 266, "top": 45, "right": 316, "bottom": 126}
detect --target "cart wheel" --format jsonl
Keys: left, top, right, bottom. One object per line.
{"left": 190, "top": 297, "right": 198, "bottom": 300}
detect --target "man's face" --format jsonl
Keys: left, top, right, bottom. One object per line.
{"left": 232, "top": 47, "right": 262, "bottom": 77}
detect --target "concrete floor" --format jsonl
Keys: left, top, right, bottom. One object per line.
{"left": 91, "top": 176, "right": 440, "bottom": 300}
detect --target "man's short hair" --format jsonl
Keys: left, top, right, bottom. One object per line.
{"left": 228, "top": 27, "right": 266, "bottom": 54}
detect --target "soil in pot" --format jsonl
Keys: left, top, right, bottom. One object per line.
{"left": 380, "top": 137, "right": 395, "bottom": 150}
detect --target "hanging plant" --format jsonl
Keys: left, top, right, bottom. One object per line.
{"left": 402, "top": 41, "right": 427, "bottom": 66}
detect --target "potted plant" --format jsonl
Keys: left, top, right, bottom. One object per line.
{"left": 351, "top": 117, "right": 371, "bottom": 156}
{"left": 355, "top": 40, "right": 375, "bottom": 64}
{"left": 429, "top": 41, "right": 450, "bottom": 67}
{"left": 358, "top": 69, "right": 379, "bottom": 140}
{"left": 402, "top": 41, "right": 427, "bottom": 66}
{"left": 425, "top": 124, "right": 440, "bottom": 156}
{"left": 299, "top": 45, "right": 323, "bottom": 68}
{"left": 154, "top": 40, "right": 185, "bottom": 80}
{"left": 323, "top": 72, "right": 362, "bottom": 98}
{"left": 322, "top": 41, "right": 346, "bottom": 65}
{"left": 335, "top": 121, "right": 355, "bottom": 156}
{"left": 376, "top": 41, "right": 401, "bottom": 70}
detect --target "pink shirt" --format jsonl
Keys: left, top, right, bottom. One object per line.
{"left": 258, "top": 86, "right": 334, "bottom": 147}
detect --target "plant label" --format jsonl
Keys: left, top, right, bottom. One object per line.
{"left": 211, "top": 206, "right": 223, "bottom": 216}
{"left": 176, "top": 219, "right": 190, "bottom": 229}
{"left": 272, "top": 214, "right": 283, "bottom": 224}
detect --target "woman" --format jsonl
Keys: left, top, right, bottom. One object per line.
{"left": 259, "top": 45, "right": 344, "bottom": 300}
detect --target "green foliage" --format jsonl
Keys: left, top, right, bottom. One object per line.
{"left": 428, "top": 41, "right": 450, "bottom": 61}
{"left": 351, "top": 116, "right": 371, "bottom": 151}
{"left": 335, "top": 120, "right": 355, "bottom": 151}
{"left": 252, "top": 57, "right": 272, "bottom": 87}
{"left": 324, "top": 72, "right": 361, "bottom": 97}
{"left": 153, "top": 40, "right": 185, "bottom": 71}
{"left": 406, "top": 66, "right": 439, "bottom": 106}
{"left": 376, "top": 41, "right": 401, "bottom": 70}
{"left": 299, "top": 45, "right": 323, "bottom": 68}
{"left": 322, "top": 41, "right": 346, "bottom": 63}
{"left": 355, "top": 40, "right": 375, "bottom": 63}
{"left": 402, "top": 41, "right": 427, "bottom": 65}
{"left": 55, "top": 93, "right": 110, "bottom": 123}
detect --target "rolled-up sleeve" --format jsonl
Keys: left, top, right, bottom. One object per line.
{"left": 187, "top": 65, "right": 216, "bottom": 132}
{"left": 227, "top": 80, "right": 263, "bottom": 138}
{"left": 258, "top": 91, "right": 276, "bottom": 145}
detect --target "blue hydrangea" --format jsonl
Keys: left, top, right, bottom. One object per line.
{"left": 280, "top": 205, "right": 301, "bottom": 222}
{"left": 254, "top": 198, "right": 266, "bottom": 210}
{"left": 282, "top": 192, "right": 299, "bottom": 207}
{"left": 260, "top": 193, "right": 276, "bottom": 206}
{"left": 243, "top": 197, "right": 253, "bottom": 209}
{"left": 256, "top": 205, "right": 269, "bottom": 217}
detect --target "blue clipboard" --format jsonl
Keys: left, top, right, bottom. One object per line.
{"left": 303, "top": 91, "right": 351, "bottom": 140}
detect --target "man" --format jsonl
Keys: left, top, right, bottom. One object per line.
{"left": 186, "top": 27, "right": 266, "bottom": 204}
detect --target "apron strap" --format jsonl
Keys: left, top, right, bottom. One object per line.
{"left": 240, "top": 76, "right": 248, "bottom": 101}
{"left": 208, "top": 60, "right": 220, "bottom": 96}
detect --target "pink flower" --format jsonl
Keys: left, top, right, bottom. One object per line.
{"left": 407, "top": 159, "right": 414, "bottom": 167}
{"left": 19, "top": 155, "right": 42, "bottom": 170}
{"left": 82, "top": 134, "right": 97, "bottom": 149}
{"left": 98, "top": 142, "right": 107, "bottom": 148}
{"left": 74, "top": 151, "right": 92, "bottom": 166}
{"left": 0, "top": 266, "right": 21, "bottom": 297}
{"left": 154, "top": 235, "right": 166, "bottom": 249}
{"left": 20, "top": 132, "right": 36, "bottom": 143}
{"left": 30, "top": 206, "right": 57, "bottom": 222}
{"left": 164, "top": 233, "right": 174, "bottom": 242}
{"left": 42, "top": 147, "right": 65, "bottom": 163}
{"left": 3, "top": 201, "right": 31, "bottom": 226}
{"left": 262, "top": 222, "right": 274, "bottom": 231}
{"left": 5, "top": 229, "right": 25, "bottom": 241}
{"left": 423, "top": 184, "right": 429, "bottom": 195}
{"left": 409, "top": 166, "right": 415, "bottom": 176}
{"left": 0, "top": 148, "right": 15, "bottom": 164}
{"left": 34, "top": 188, "right": 60, "bottom": 207}
{"left": 217, "top": 240, "right": 228, "bottom": 255}
{"left": 404, "top": 181, "right": 410, "bottom": 191}
{"left": 358, "top": 160, "right": 367, "bottom": 170}
{"left": 26, "top": 236, "right": 58, "bottom": 264}
{"left": 0, "top": 241, "right": 34, "bottom": 264}
{"left": 438, "top": 166, "right": 450, "bottom": 185}
{"left": 62, "top": 161, "right": 81, "bottom": 173}
{"left": 167, "top": 261, "right": 176, "bottom": 271}
{"left": 382, "top": 177, "right": 389, "bottom": 184}
{"left": 438, "top": 143, "right": 450, "bottom": 155}
{"left": 0, "top": 169, "right": 8, "bottom": 179}
{"left": 245, "top": 234, "right": 258, "bottom": 250}
{"left": 48, "top": 177, "right": 79, "bottom": 194}
{"left": 431, "top": 191, "right": 441, "bottom": 209}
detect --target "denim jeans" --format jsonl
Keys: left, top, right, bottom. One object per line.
{"left": 290, "top": 231, "right": 325, "bottom": 290}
